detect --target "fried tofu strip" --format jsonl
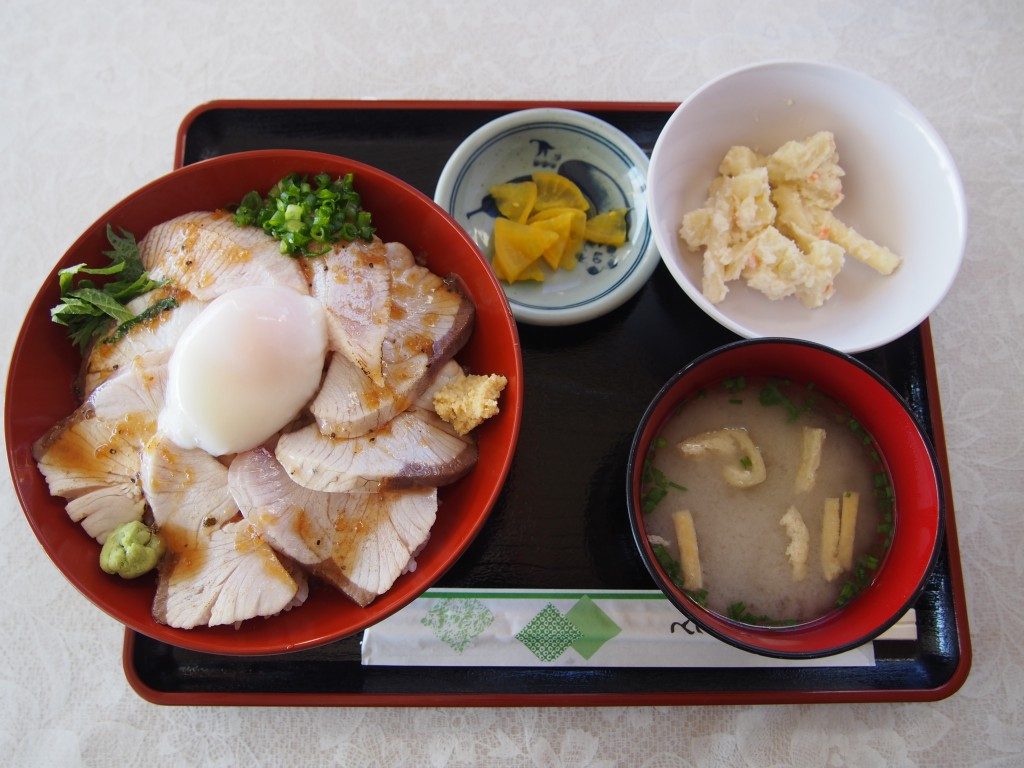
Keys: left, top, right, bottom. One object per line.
{"left": 677, "top": 428, "right": 766, "bottom": 488}
{"left": 678, "top": 429, "right": 735, "bottom": 456}
{"left": 820, "top": 497, "right": 843, "bottom": 582}
{"left": 779, "top": 506, "right": 809, "bottom": 581}
{"left": 795, "top": 427, "right": 826, "bottom": 493}
{"left": 724, "top": 430, "right": 767, "bottom": 488}
{"left": 838, "top": 491, "right": 860, "bottom": 571}
{"left": 671, "top": 510, "right": 703, "bottom": 591}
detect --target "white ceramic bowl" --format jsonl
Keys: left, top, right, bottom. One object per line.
{"left": 647, "top": 61, "right": 966, "bottom": 353}
{"left": 435, "top": 108, "right": 658, "bottom": 325}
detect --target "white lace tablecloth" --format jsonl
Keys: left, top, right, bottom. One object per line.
{"left": 2, "top": 2, "right": 1021, "bottom": 765}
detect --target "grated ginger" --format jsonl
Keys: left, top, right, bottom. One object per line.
{"left": 433, "top": 372, "right": 508, "bottom": 436}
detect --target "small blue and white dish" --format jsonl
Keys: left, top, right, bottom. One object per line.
{"left": 434, "top": 108, "right": 658, "bottom": 325}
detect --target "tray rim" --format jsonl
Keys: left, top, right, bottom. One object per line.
{"left": 172, "top": 98, "right": 680, "bottom": 169}
{"left": 126, "top": 99, "right": 971, "bottom": 707}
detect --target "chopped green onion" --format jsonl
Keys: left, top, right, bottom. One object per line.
{"left": 723, "top": 376, "right": 746, "bottom": 392}
{"left": 685, "top": 588, "right": 709, "bottom": 607}
{"left": 726, "top": 602, "right": 796, "bottom": 627}
{"left": 651, "top": 543, "right": 684, "bottom": 589}
{"left": 641, "top": 485, "right": 668, "bottom": 515}
{"left": 758, "top": 380, "right": 809, "bottom": 421}
{"left": 232, "top": 172, "right": 376, "bottom": 257}
{"left": 640, "top": 439, "right": 685, "bottom": 514}
{"left": 836, "top": 582, "right": 857, "bottom": 606}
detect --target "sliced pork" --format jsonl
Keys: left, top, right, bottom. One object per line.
{"left": 33, "top": 359, "right": 167, "bottom": 542}
{"left": 306, "top": 238, "right": 391, "bottom": 386}
{"left": 309, "top": 245, "right": 473, "bottom": 439}
{"left": 229, "top": 447, "right": 437, "bottom": 606}
{"left": 275, "top": 407, "right": 476, "bottom": 494}
{"left": 386, "top": 255, "right": 473, "bottom": 365}
{"left": 81, "top": 289, "right": 205, "bottom": 397}
{"left": 90, "top": 356, "right": 168, "bottom": 419}
{"left": 152, "top": 518, "right": 304, "bottom": 629}
{"left": 140, "top": 434, "right": 237, "bottom": 529}
{"left": 143, "top": 434, "right": 302, "bottom": 629}
{"left": 414, "top": 360, "right": 466, "bottom": 408}
{"left": 138, "top": 211, "right": 309, "bottom": 301}
{"left": 308, "top": 352, "right": 426, "bottom": 440}
{"left": 63, "top": 485, "right": 145, "bottom": 544}
{"left": 384, "top": 241, "right": 416, "bottom": 271}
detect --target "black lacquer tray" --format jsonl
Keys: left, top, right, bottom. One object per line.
{"left": 123, "top": 101, "right": 969, "bottom": 705}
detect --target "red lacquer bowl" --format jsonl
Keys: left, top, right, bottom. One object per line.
{"left": 6, "top": 150, "right": 523, "bottom": 655}
{"left": 627, "top": 338, "right": 943, "bottom": 658}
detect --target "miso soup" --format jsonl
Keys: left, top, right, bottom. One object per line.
{"left": 641, "top": 376, "right": 893, "bottom": 625}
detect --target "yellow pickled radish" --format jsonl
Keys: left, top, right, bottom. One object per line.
{"left": 530, "top": 212, "right": 574, "bottom": 269}
{"left": 528, "top": 206, "right": 581, "bottom": 224}
{"left": 489, "top": 181, "right": 537, "bottom": 223}
{"left": 532, "top": 171, "right": 590, "bottom": 213}
{"left": 490, "top": 249, "right": 512, "bottom": 282}
{"left": 517, "top": 261, "right": 546, "bottom": 282}
{"left": 492, "top": 216, "right": 558, "bottom": 282}
{"left": 584, "top": 208, "right": 629, "bottom": 246}
{"left": 529, "top": 207, "right": 586, "bottom": 270}
{"left": 564, "top": 211, "right": 587, "bottom": 269}
{"left": 562, "top": 211, "right": 588, "bottom": 269}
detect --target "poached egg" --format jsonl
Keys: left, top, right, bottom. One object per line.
{"left": 160, "top": 285, "right": 328, "bottom": 456}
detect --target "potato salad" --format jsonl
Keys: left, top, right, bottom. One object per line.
{"left": 679, "top": 132, "right": 901, "bottom": 308}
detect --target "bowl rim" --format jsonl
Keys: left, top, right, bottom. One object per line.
{"left": 646, "top": 59, "right": 968, "bottom": 354}
{"left": 6, "top": 148, "right": 524, "bottom": 655}
{"left": 626, "top": 336, "right": 945, "bottom": 659}
{"left": 434, "top": 107, "right": 659, "bottom": 326}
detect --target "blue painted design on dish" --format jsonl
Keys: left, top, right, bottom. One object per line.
{"left": 447, "top": 122, "right": 639, "bottom": 214}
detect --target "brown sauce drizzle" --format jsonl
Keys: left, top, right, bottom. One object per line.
{"left": 290, "top": 507, "right": 317, "bottom": 550}
{"left": 47, "top": 413, "right": 154, "bottom": 478}
{"left": 223, "top": 244, "right": 252, "bottom": 265}
{"left": 233, "top": 522, "right": 294, "bottom": 586}
{"left": 330, "top": 506, "right": 376, "bottom": 572}
{"left": 181, "top": 221, "right": 201, "bottom": 253}
{"left": 160, "top": 523, "right": 206, "bottom": 584}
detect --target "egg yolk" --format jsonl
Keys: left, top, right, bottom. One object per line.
{"left": 159, "top": 285, "right": 328, "bottom": 456}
